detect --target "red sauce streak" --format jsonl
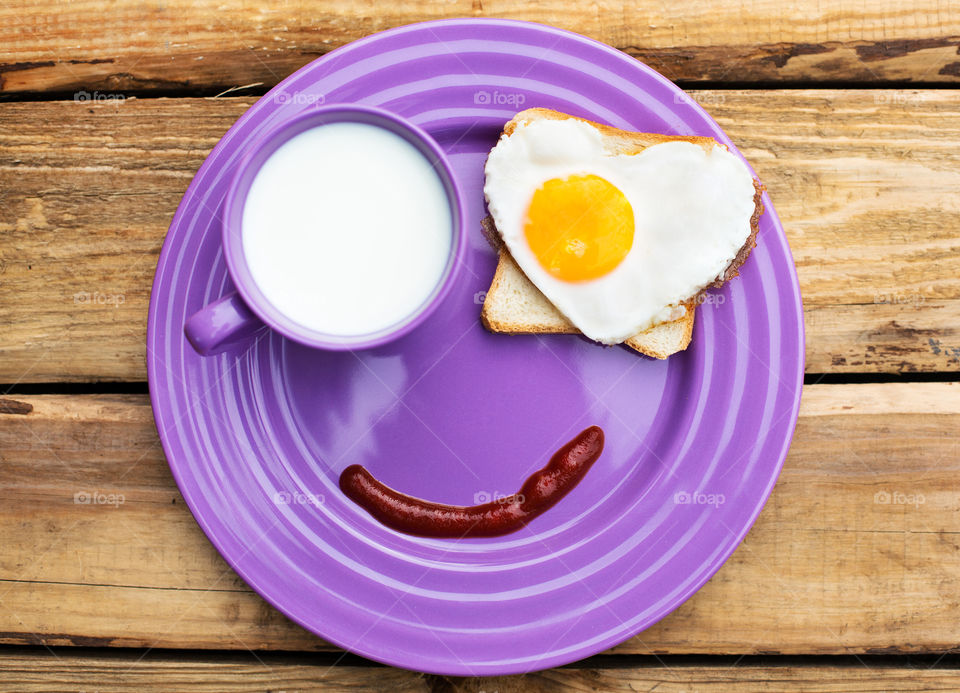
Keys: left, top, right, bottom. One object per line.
{"left": 339, "top": 426, "right": 604, "bottom": 538}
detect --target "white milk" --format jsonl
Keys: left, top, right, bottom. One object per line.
{"left": 241, "top": 122, "right": 453, "bottom": 336}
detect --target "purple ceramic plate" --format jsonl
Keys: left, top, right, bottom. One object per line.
{"left": 148, "top": 19, "right": 804, "bottom": 676}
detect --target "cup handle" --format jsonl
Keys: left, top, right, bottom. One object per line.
{"left": 184, "top": 292, "right": 267, "bottom": 356}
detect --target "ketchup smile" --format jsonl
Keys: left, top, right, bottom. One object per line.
{"left": 339, "top": 426, "right": 604, "bottom": 538}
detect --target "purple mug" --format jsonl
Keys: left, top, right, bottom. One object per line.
{"left": 184, "top": 104, "right": 467, "bottom": 355}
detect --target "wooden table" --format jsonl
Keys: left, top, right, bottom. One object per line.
{"left": 2, "top": 2, "right": 960, "bottom": 690}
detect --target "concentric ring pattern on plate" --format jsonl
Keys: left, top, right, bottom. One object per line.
{"left": 148, "top": 19, "right": 804, "bottom": 676}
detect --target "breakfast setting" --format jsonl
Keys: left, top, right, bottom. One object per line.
{"left": 2, "top": 3, "right": 958, "bottom": 691}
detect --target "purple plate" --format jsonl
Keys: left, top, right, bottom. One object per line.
{"left": 148, "top": 19, "right": 804, "bottom": 676}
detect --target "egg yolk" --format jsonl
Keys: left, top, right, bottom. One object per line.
{"left": 524, "top": 174, "right": 634, "bottom": 282}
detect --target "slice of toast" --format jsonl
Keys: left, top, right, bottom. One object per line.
{"left": 482, "top": 248, "right": 695, "bottom": 359}
{"left": 480, "top": 108, "right": 764, "bottom": 359}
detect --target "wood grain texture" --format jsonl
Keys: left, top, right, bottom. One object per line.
{"left": 707, "top": 89, "right": 960, "bottom": 374}
{"left": 2, "top": 651, "right": 960, "bottom": 693}
{"left": 2, "top": 91, "right": 960, "bottom": 380}
{"left": 3, "top": 0, "right": 960, "bottom": 95}
{"left": 0, "top": 651, "right": 430, "bottom": 692}
{"left": 0, "top": 383, "right": 957, "bottom": 654}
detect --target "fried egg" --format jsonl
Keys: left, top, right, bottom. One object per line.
{"left": 483, "top": 116, "right": 757, "bottom": 344}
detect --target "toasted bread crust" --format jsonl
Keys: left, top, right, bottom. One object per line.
{"left": 481, "top": 107, "right": 764, "bottom": 357}
{"left": 622, "top": 300, "right": 695, "bottom": 358}
{"left": 502, "top": 107, "right": 718, "bottom": 151}
{"left": 707, "top": 180, "right": 765, "bottom": 288}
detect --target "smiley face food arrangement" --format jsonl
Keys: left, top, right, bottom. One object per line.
{"left": 340, "top": 107, "right": 764, "bottom": 538}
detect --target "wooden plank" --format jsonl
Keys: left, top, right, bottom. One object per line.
{"left": 0, "top": 394, "right": 321, "bottom": 652}
{"left": 0, "top": 651, "right": 430, "bottom": 692}
{"left": 0, "top": 98, "right": 241, "bottom": 383}
{"left": 2, "top": 91, "right": 960, "bottom": 380}
{"left": 2, "top": 650, "right": 960, "bottom": 693}
{"left": 706, "top": 90, "right": 960, "bottom": 374}
{"left": 4, "top": 1, "right": 960, "bottom": 95}
{"left": 0, "top": 383, "right": 957, "bottom": 654}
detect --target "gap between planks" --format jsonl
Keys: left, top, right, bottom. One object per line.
{"left": 0, "top": 649, "right": 960, "bottom": 691}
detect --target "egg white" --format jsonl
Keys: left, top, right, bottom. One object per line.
{"left": 483, "top": 117, "right": 757, "bottom": 344}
